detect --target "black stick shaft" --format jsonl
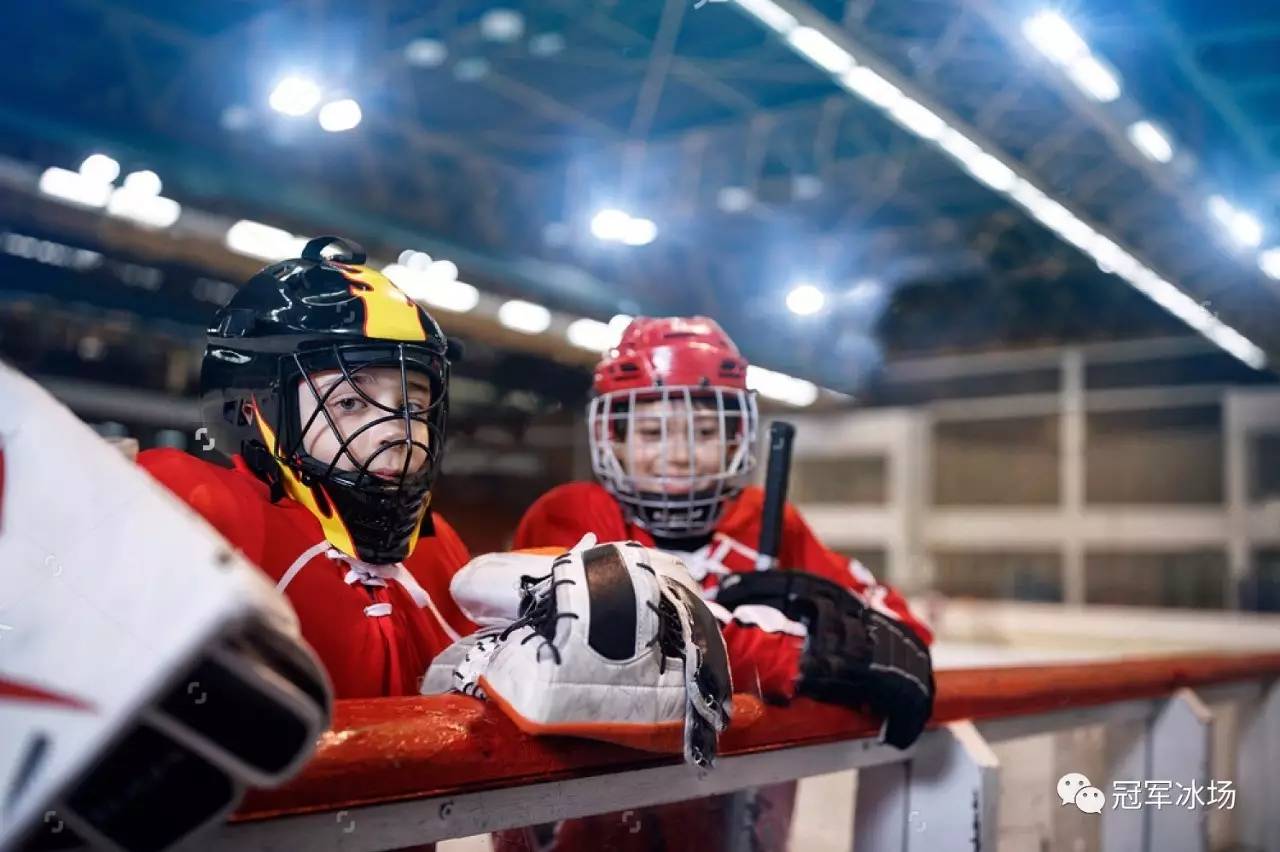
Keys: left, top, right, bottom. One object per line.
{"left": 755, "top": 421, "right": 795, "bottom": 571}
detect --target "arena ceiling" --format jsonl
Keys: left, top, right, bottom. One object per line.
{"left": 3, "top": 0, "right": 1280, "bottom": 395}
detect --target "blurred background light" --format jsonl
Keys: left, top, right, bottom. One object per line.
{"left": 1127, "top": 121, "right": 1175, "bottom": 164}
{"left": 79, "top": 153, "right": 120, "bottom": 184}
{"left": 39, "top": 168, "right": 112, "bottom": 208}
{"left": 225, "top": 219, "right": 306, "bottom": 260}
{"left": 318, "top": 98, "right": 362, "bottom": 132}
{"left": 498, "top": 299, "right": 552, "bottom": 334}
{"left": 269, "top": 75, "right": 322, "bottom": 116}
{"left": 785, "top": 283, "right": 827, "bottom": 316}
{"left": 122, "top": 170, "right": 162, "bottom": 196}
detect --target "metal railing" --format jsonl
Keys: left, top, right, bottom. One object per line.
{"left": 188, "top": 651, "right": 1280, "bottom": 852}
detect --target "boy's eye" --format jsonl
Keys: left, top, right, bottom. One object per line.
{"left": 332, "top": 396, "right": 365, "bottom": 413}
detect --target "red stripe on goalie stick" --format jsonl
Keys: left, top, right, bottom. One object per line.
{"left": 0, "top": 675, "right": 93, "bottom": 712}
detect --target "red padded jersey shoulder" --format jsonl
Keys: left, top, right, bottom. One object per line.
{"left": 138, "top": 448, "right": 476, "bottom": 697}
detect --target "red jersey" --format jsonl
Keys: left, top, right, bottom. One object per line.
{"left": 515, "top": 481, "right": 933, "bottom": 645}
{"left": 139, "top": 449, "right": 476, "bottom": 699}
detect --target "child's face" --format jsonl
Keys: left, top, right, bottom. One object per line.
{"left": 615, "top": 397, "right": 737, "bottom": 494}
{"left": 296, "top": 367, "right": 432, "bottom": 478}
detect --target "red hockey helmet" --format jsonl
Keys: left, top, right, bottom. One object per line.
{"left": 593, "top": 316, "right": 748, "bottom": 395}
{"left": 588, "top": 317, "right": 759, "bottom": 539}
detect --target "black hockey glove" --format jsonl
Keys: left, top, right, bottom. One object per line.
{"left": 715, "top": 570, "right": 934, "bottom": 749}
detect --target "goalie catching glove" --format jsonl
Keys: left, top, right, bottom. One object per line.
{"left": 424, "top": 541, "right": 733, "bottom": 768}
{"left": 715, "top": 570, "right": 934, "bottom": 749}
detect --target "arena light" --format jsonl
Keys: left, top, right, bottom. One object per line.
{"left": 731, "top": 0, "right": 797, "bottom": 34}
{"left": 838, "top": 66, "right": 902, "bottom": 108}
{"left": 688, "top": 2, "right": 1269, "bottom": 368}
{"left": 38, "top": 167, "right": 112, "bottom": 208}
{"left": 609, "top": 314, "right": 634, "bottom": 337}
{"left": 122, "top": 170, "right": 162, "bottom": 196}
{"left": 318, "top": 98, "right": 362, "bottom": 132}
{"left": 269, "top": 75, "right": 322, "bottom": 116}
{"left": 479, "top": 9, "right": 525, "bottom": 42}
{"left": 106, "top": 189, "right": 181, "bottom": 229}
{"left": 717, "top": 186, "right": 754, "bottom": 213}
{"left": 498, "top": 300, "right": 552, "bottom": 334}
{"left": 785, "top": 283, "right": 827, "bottom": 316}
{"left": 1208, "top": 195, "right": 1264, "bottom": 248}
{"left": 225, "top": 219, "right": 306, "bottom": 260}
{"left": 590, "top": 208, "right": 630, "bottom": 241}
{"left": 786, "top": 26, "right": 854, "bottom": 73}
{"left": 747, "top": 365, "right": 820, "bottom": 407}
{"left": 591, "top": 209, "right": 657, "bottom": 245}
{"left": 404, "top": 38, "right": 448, "bottom": 68}
{"left": 1021, "top": 11, "right": 1089, "bottom": 65}
{"left": 565, "top": 318, "right": 616, "bottom": 352}
{"left": 79, "top": 153, "right": 120, "bottom": 185}
{"left": 621, "top": 217, "right": 658, "bottom": 246}
{"left": 383, "top": 263, "right": 479, "bottom": 313}
{"left": 1066, "top": 54, "right": 1121, "bottom": 102}
{"left": 1127, "top": 120, "right": 1174, "bottom": 164}
{"left": 935, "top": 130, "right": 1017, "bottom": 191}
{"left": 887, "top": 97, "right": 947, "bottom": 140}
{"left": 1260, "top": 248, "right": 1280, "bottom": 280}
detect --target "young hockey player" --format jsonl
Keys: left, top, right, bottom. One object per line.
{"left": 139, "top": 236, "right": 476, "bottom": 698}
{"left": 508, "top": 315, "right": 936, "bottom": 850}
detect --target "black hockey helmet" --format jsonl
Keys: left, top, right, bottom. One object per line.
{"left": 201, "top": 236, "right": 454, "bottom": 564}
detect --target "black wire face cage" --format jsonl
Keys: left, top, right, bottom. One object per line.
{"left": 272, "top": 341, "right": 448, "bottom": 510}
{"left": 588, "top": 386, "right": 759, "bottom": 538}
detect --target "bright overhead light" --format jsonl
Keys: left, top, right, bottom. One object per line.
{"left": 79, "top": 153, "right": 120, "bottom": 185}
{"left": 591, "top": 209, "right": 656, "bottom": 245}
{"left": 1066, "top": 54, "right": 1121, "bottom": 102}
{"left": 785, "top": 283, "right": 827, "bottom": 316}
{"left": 888, "top": 97, "right": 948, "bottom": 140}
{"left": 717, "top": 186, "right": 754, "bottom": 213}
{"left": 591, "top": 208, "right": 631, "bottom": 241}
{"left": 38, "top": 168, "right": 113, "bottom": 208}
{"left": 621, "top": 217, "right": 658, "bottom": 246}
{"left": 838, "top": 66, "right": 902, "bottom": 108}
{"left": 529, "top": 32, "right": 567, "bottom": 57}
{"left": 404, "top": 39, "right": 448, "bottom": 67}
{"left": 732, "top": 0, "right": 797, "bottom": 34}
{"left": 747, "top": 365, "right": 819, "bottom": 407}
{"left": 122, "top": 170, "right": 162, "bottom": 196}
{"left": 318, "top": 98, "right": 362, "bottom": 132}
{"left": 964, "top": 151, "right": 1017, "bottom": 191}
{"left": 786, "top": 26, "right": 854, "bottom": 74}
{"left": 383, "top": 264, "right": 479, "bottom": 313}
{"left": 609, "top": 314, "right": 634, "bottom": 338}
{"left": 740, "top": 4, "right": 1267, "bottom": 371}
{"left": 225, "top": 219, "right": 306, "bottom": 261}
{"left": 566, "top": 318, "right": 617, "bottom": 352}
{"left": 480, "top": 9, "right": 525, "bottom": 42}
{"left": 498, "top": 299, "right": 552, "bottom": 334}
{"left": 106, "top": 189, "right": 181, "bottom": 229}
{"left": 1260, "top": 248, "right": 1280, "bottom": 280}
{"left": 1208, "top": 195, "right": 1263, "bottom": 248}
{"left": 1127, "top": 120, "right": 1174, "bottom": 163}
{"left": 937, "top": 130, "right": 1018, "bottom": 191}
{"left": 1022, "top": 11, "right": 1089, "bottom": 65}
{"left": 269, "top": 75, "right": 323, "bottom": 116}
{"left": 424, "top": 259, "right": 459, "bottom": 283}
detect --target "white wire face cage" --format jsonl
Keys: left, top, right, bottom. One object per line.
{"left": 588, "top": 385, "right": 760, "bottom": 538}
